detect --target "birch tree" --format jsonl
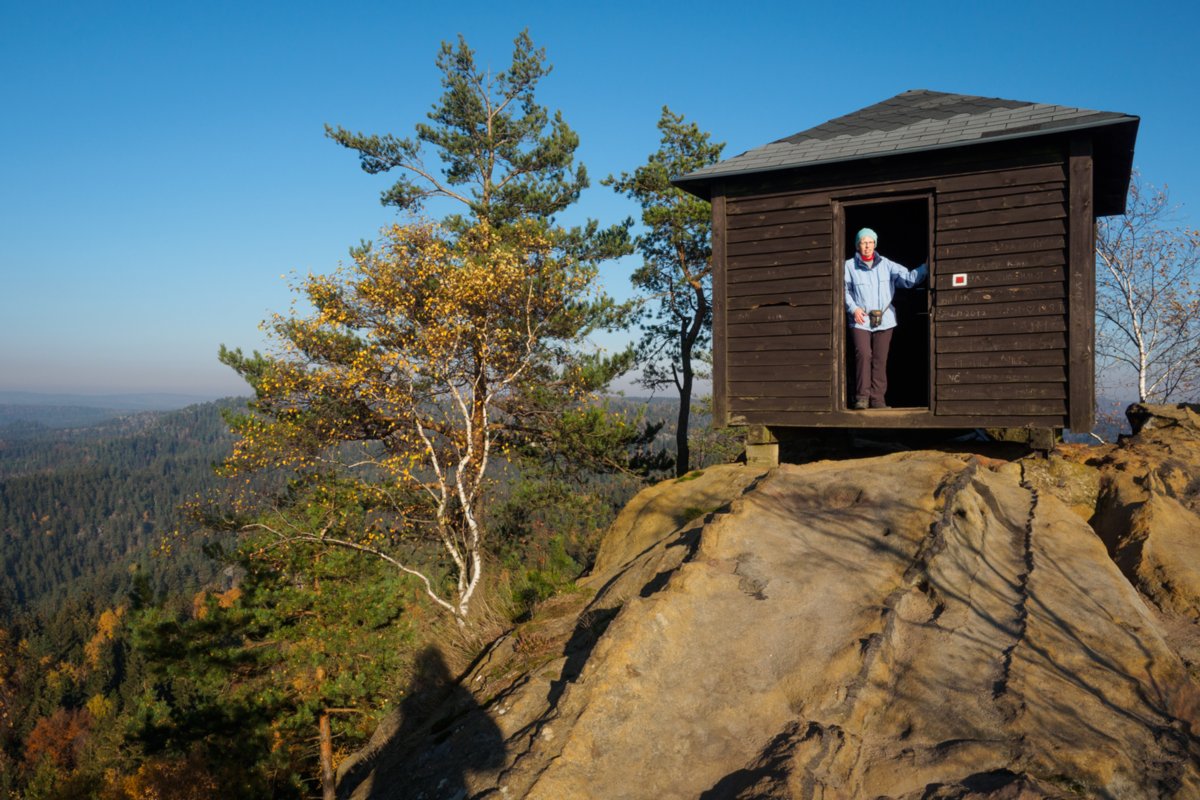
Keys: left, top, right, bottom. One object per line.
{"left": 219, "top": 221, "right": 612, "bottom": 623}
{"left": 1096, "top": 175, "right": 1200, "bottom": 403}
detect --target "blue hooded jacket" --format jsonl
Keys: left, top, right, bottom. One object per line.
{"left": 844, "top": 253, "right": 928, "bottom": 331}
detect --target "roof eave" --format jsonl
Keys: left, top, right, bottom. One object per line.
{"left": 672, "top": 114, "right": 1140, "bottom": 201}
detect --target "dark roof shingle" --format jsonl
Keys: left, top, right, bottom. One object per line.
{"left": 675, "top": 90, "right": 1137, "bottom": 190}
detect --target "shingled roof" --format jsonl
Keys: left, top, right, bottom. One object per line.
{"left": 674, "top": 90, "right": 1138, "bottom": 210}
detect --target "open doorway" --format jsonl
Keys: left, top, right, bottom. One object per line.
{"left": 842, "top": 197, "right": 931, "bottom": 409}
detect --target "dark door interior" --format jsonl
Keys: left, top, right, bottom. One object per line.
{"left": 843, "top": 199, "right": 930, "bottom": 409}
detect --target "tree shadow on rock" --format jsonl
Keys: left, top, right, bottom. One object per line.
{"left": 337, "top": 646, "right": 505, "bottom": 800}
{"left": 546, "top": 523, "right": 705, "bottom": 710}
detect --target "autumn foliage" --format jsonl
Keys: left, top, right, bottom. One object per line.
{"left": 218, "top": 220, "right": 614, "bottom": 621}
{"left": 23, "top": 708, "right": 93, "bottom": 772}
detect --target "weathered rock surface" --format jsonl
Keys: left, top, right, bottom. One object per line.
{"left": 1088, "top": 404, "right": 1200, "bottom": 623}
{"left": 340, "top": 409, "right": 1200, "bottom": 800}
{"left": 589, "top": 464, "right": 769, "bottom": 583}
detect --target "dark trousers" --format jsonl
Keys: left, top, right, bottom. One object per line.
{"left": 851, "top": 326, "right": 894, "bottom": 407}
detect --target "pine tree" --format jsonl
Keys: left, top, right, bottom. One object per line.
{"left": 218, "top": 31, "right": 639, "bottom": 624}
{"left": 605, "top": 108, "right": 724, "bottom": 475}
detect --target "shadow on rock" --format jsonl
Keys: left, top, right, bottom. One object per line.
{"left": 337, "top": 646, "right": 505, "bottom": 800}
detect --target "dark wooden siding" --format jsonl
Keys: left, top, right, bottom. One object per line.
{"left": 723, "top": 192, "right": 834, "bottom": 416}
{"left": 715, "top": 142, "right": 1080, "bottom": 428}
{"left": 933, "top": 161, "right": 1069, "bottom": 420}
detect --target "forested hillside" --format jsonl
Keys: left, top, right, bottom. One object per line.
{"left": 0, "top": 393, "right": 697, "bottom": 798}
{"left": 0, "top": 401, "right": 240, "bottom": 613}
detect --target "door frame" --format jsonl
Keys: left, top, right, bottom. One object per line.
{"left": 832, "top": 191, "right": 936, "bottom": 412}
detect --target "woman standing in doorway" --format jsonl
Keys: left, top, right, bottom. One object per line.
{"left": 844, "top": 228, "right": 927, "bottom": 409}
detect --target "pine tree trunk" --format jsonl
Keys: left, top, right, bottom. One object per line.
{"left": 675, "top": 285, "right": 708, "bottom": 478}
{"left": 676, "top": 369, "right": 692, "bottom": 478}
{"left": 319, "top": 711, "right": 336, "bottom": 800}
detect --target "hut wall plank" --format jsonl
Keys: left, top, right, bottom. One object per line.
{"left": 726, "top": 220, "right": 829, "bottom": 243}
{"left": 930, "top": 149, "right": 1070, "bottom": 424}
{"left": 938, "top": 283, "right": 1063, "bottom": 306}
{"left": 725, "top": 248, "right": 829, "bottom": 271}
{"left": 726, "top": 184, "right": 836, "bottom": 415}
{"left": 932, "top": 163, "right": 1065, "bottom": 194}
{"left": 727, "top": 334, "right": 831, "bottom": 352}
{"left": 935, "top": 266, "right": 1064, "bottom": 292}
{"left": 937, "top": 350, "right": 1065, "bottom": 369}
{"left": 939, "top": 188, "right": 1066, "bottom": 216}
{"left": 937, "top": 315, "right": 1066, "bottom": 338}
{"left": 936, "top": 219, "right": 1065, "bottom": 246}
{"left": 734, "top": 349, "right": 834, "bottom": 366}
{"left": 936, "top": 332, "right": 1067, "bottom": 353}
{"left": 727, "top": 261, "right": 828, "bottom": 283}
{"left": 935, "top": 257, "right": 1064, "bottom": 282}
{"left": 937, "top": 235, "right": 1066, "bottom": 260}
{"left": 937, "top": 202, "right": 1066, "bottom": 231}
{"left": 935, "top": 299, "right": 1065, "bottom": 321}
{"left": 729, "top": 319, "right": 829, "bottom": 338}
{"left": 727, "top": 207, "right": 833, "bottom": 229}
{"left": 727, "top": 233, "right": 831, "bottom": 257}
{"left": 937, "top": 366, "right": 1067, "bottom": 385}
{"left": 726, "top": 193, "right": 830, "bottom": 215}
{"left": 729, "top": 304, "right": 830, "bottom": 325}
{"left": 728, "top": 381, "right": 831, "bottom": 398}
{"left": 939, "top": 384, "right": 1065, "bottom": 401}
{"left": 936, "top": 399, "right": 1068, "bottom": 416}
{"left": 730, "top": 397, "right": 833, "bottom": 413}
{"left": 937, "top": 181, "right": 1066, "bottom": 204}
{"left": 726, "top": 277, "right": 831, "bottom": 298}
{"left": 730, "top": 365, "right": 832, "bottom": 383}
{"left": 727, "top": 287, "right": 832, "bottom": 311}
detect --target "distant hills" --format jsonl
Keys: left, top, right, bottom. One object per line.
{"left": 0, "top": 391, "right": 250, "bottom": 431}
{"left": 0, "top": 390, "right": 241, "bottom": 413}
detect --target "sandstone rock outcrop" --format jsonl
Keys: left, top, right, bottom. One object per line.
{"left": 1089, "top": 404, "right": 1200, "bottom": 623}
{"left": 340, "top": 408, "right": 1200, "bottom": 800}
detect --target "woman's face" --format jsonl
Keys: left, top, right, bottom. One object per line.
{"left": 858, "top": 237, "right": 876, "bottom": 260}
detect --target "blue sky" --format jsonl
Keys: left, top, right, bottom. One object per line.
{"left": 1, "top": 0, "right": 1196, "bottom": 396}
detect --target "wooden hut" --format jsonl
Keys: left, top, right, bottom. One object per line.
{"left": 673, "top": 90, "right": 1138, "bottom": 453}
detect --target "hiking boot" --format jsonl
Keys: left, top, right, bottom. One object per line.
{"left": 853, "top": 398, "right": 869, "bottom": 410}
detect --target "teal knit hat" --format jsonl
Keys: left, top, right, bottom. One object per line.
{"left": 856, "top": 228, "right": 878, "bottom": 246}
